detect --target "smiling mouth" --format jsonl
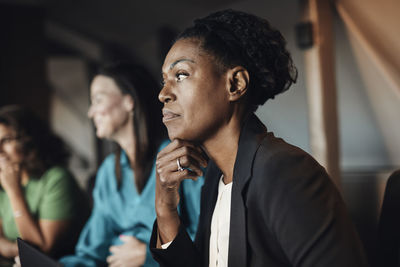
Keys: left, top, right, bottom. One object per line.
{"left": 162, "top": 109, "right": 180, "bottom": 123}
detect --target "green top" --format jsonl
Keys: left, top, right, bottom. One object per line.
{"left": 0, "top": 166, "right": 80, "bottom": 241}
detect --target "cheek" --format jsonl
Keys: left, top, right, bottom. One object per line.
{"left": 98, "top": 103, "right": 116, "bottom": 116}
{"left": 4, "top": 144, "right": 23, "bottom": 162}
{"left": 95, "top": 101, "right": 124, "bottom": 123}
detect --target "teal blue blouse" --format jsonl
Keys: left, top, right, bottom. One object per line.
{"left": 60, "top": 142, "right": 204, "bottom": 266}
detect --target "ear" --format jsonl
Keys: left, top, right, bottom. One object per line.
{"left": 226, "top": 66, "right": 249, "bottom": 102}
{"left": 122, "top": 95, "right": 135, "bottom": 112}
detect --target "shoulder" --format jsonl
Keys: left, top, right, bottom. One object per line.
{"left": 255, "top": 133, "right": 323, "bottom": 173}
{"left": 38, "top": 166, "right": 78, "bottom": 194}
{"left": 382, "top": 169, "right": 400, "bottom": 202}
{"left": 40, "top": 166, "right": 74, "bottom": 185}
{"left": 99, "top": 153, "right": 117, "bottom": 171}
{"left": 386, "top": 170, "right": 400, "bottom": 187}
{"left": 250, "top": 133, "right": 335, "bottom": 200}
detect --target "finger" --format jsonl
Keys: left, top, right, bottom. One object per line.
{"left": 0, "top": 159, "right": 6, "bottom": 168}
{"left": 111, "top": 262, "right": 123, "bottom": 267}
{"left": 178, "top": 155, "right": 205, "bottom": 176}
{"left": 107, "top": 255, "right": 117, "bottom": 264}
{"left": 157, "top": 139, "right": 204, "bottom": 159}
{"left": 156, "top": 139, "right": 185, "bottom": 158}
{"left": 108, "top": 260, "right": 119, "bottom": 267}
{"left": 177, "top": 169, "right": 201, "bottom": 181}
{"left": 12, "top": 163, "right": 20, "bottom": 173}
{"left": 109, "top": 245, "right": 120, "bottom": 254}
{"left": 159, "top": 145, "right": 208, "bottom": 169}
{"left": 119, "top": 235, "right": 136, "bottom": 243}
{"left": 156, "top": 147, "right": 207, "bottom": 175}
{"left": 160, "top": 155, "right": 204, "bottom": 177}
{"left": 159, "top": 168, "right": 200, "bottom": 187}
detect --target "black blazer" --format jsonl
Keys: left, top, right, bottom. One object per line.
{"left": 378, "top": 170, "right": 400, "bottom": 267}
{"left": 150, "top": 114, "right": 368, "bottom": 267}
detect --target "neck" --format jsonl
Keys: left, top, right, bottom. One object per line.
{"left": 202, "top": 112, "right": 247, "bottom": 184}
{"left": 113, "top": 119, "right": 136, "bottom": 167}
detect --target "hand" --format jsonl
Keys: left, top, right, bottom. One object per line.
{"left": 0, "top": 238, "right": 18, "bottom": 259}
{"left": 0, "top": 158, "right": 22, "bottom": 195}
{"left": 155, "top": 139, "right": 207, "bottom": 244}
{"left": 155, "top": 139, "right": 207, "bottom": 214}
{"left": 107, "top": 235, "right": 146, "bottom": 267}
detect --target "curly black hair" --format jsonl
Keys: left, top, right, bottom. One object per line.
{"left": 0, "top": 105, "right": 69, "bottom": 178}
{"left": 177, "top": 9, "right": 298, "bottom": 110}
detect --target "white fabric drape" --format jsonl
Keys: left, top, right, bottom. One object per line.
{"left": 336, "top": 0, "right": 400, "bottom": 165}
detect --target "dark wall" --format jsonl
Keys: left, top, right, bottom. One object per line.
{"left": 0, "top": 4, "right": 49, "bottom": 121}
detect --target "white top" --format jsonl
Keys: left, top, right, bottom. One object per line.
{"left": 209, "top": 175, "right": 233, "bottom": 267}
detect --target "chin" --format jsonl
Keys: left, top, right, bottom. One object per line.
{"left": 166, "top": 127, "right": 184, "bottom": 141}
{"left": 96, "top": 129, "right": 109, "bottom": 139}
{"left": 167, "top": 128, "right": 199, "bottom": 142}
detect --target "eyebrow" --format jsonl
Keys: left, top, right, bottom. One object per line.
{"left": 169, "top": 58, "right": 195, "bottom": 70}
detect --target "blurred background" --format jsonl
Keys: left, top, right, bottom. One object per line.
{"left": 1, "top": 0, "right": 399, "bottom": 264}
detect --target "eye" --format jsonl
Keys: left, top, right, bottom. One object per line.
{"left": 176, "top": 72, "right": 189, "bottom": 82}
{"left": 91, "top": 95, "right": 102, "bottom": 105}
{"left": 0, "top": 136, "right": 17, "bottom": 145}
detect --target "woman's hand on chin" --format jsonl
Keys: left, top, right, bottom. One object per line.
{"left": 0, "top": 158, "right": 22, "bottom": 195}
{"left": 155, "top": 139, "right": 207, "bottom": 243}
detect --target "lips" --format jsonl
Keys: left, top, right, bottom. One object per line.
{"left": 162, "top": 109, "right": 180, "bottom": 123}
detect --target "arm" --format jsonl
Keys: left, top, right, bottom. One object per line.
{"left": 0, "top": 220, "right": 18, "bottom": 258}
{"left": 0, "top": 159, "right": 70, "bottom": 254}
{"left": 151, "top": 139, "right": 206, "bottom": 266}
{"left": 261, "top": 151, "right": 368, "bottom": 267}
{"left": 60, "top": 156, "right": 118, "bottom": 266}
{"left": 9, "top": 190, "right": 70, "bottom": 254}
{"left": 155, "top": 139, "right": 206, "bottom": 246}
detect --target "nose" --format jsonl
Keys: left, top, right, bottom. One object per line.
{"left": 87, "top": 105, "right": 94, "bottom": 118}
{"left": 158, "top": 84, "right": 175, "bottom": 104}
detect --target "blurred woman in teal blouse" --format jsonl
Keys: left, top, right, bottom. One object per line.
{"left": 60, "top": 62, "right": 203, "bottom": 267}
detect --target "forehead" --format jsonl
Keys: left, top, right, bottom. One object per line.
{"left": 162, "top": 38, "right": 213, "bottom": 72}
{"left": 90, "top": 75, "right": 121, "bottom": 95}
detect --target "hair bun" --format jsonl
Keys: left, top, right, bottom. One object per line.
{"left": 179, "top": 9, "right": 298, "bottom": 109}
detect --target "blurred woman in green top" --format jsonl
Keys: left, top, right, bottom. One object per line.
{"left": 0, "top": 105, "right": 88, "bottom": 261}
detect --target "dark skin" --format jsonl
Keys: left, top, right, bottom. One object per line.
{"left": 156, "top": 38, "right": 250, "bottom": 246}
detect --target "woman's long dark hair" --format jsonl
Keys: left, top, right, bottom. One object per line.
{"left": 96, "top": 62, "right": 166, "bottom": 193}
{"left": 0, "top": 105, "right": 69, "bottom": 178}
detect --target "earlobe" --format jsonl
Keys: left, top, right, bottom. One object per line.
{"left": 123, "top": 95, "right": 135, "bottom": 112}
{"left": 228, "top": 67, "right": 249, "bottom": 101}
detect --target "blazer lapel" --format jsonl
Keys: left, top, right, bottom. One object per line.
{"left": 228, "top": 114, "right": 267, "bottom": 267}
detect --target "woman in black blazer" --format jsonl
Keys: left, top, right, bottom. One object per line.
{"left": 150, "top": 9, "right": 368, "bottom": 267}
